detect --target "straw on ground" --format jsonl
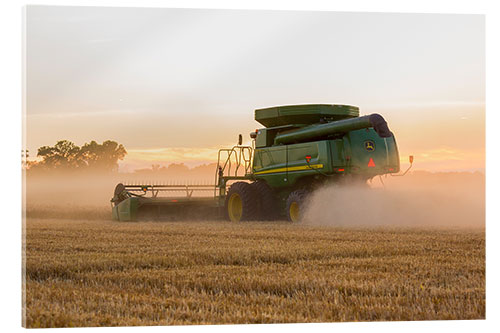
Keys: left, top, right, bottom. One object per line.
{"left": 24, "top": 219, "right": 485, "bottom": 327}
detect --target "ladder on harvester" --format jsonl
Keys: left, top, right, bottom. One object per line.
{"left": 214, "top": 145, "right": 253, "bottom": 199}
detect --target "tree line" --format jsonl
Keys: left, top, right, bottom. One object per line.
{"left": 27, "top": 140, "right": 126, "bottom": 173}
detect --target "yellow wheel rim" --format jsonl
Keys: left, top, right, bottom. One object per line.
{"left": 289, "top": 201, "right": 300, "bottom": 222}
{"left": 227, "top": 193, "right": 243, "bottom": 222}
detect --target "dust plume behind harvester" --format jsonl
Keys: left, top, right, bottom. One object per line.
{"left": 111, "top": 104, "right": 412, "bottom": 222}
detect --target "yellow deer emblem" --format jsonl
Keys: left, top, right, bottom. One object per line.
{"left": 364, "top": 140, "right": 375, "bottom": 151}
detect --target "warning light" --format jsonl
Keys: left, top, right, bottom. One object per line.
{"left": 171, "top": 199, "right": 178, "bottom": 202}
{"left": 388, "top": 167, "right": 394, "bottom": 171}
{"left": 337, "top": 168, "right": 345, "bottom": 172}
{"left": 367, "top": 158, "right": 376, "bottom": 167}
{"left": 305, "top": 155, "right": 312, "bottom": 162}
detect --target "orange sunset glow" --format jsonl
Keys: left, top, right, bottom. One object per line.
{"left": 25, "top": 7, "right": 484, "bottom": 173}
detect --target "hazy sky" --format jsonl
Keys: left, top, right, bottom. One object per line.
{"left": 25, "top": 6, "right": 485, "bottom": 171}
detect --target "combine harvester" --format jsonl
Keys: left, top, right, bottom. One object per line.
{"left": 111, "top": 104, "right": 412, "bottom": 222}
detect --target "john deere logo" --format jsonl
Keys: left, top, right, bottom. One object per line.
{"left": 364, "top": 140, "right": 375, "bottom": 152}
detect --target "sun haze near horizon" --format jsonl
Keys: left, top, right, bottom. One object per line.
{"left": 25, "top": 6, "right": 484, "bottom": 173}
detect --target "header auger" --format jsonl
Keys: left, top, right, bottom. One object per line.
{"left": 111, "top": 104, "right": 411, "bottom": 222}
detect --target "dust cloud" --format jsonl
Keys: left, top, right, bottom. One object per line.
{"left": 24, "top": 169, "right": 217, "bottom": 219}
{"left": 25, "top": 169, "right": 485, "bottom": 228}
{"left": 303, "top": 171, "right": 485, "bottom": 228}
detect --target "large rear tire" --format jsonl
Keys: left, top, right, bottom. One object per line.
{"left": 225, "top": 182, "right": 259, "bottom": 222}
{"left": 286, "top": 189, "right": 309, "bottom": 223}
{"left": 251, "top": 180, "right": 279, "bottom": 220}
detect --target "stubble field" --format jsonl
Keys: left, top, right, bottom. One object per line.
{"left": 24, "top": 218, "right": 485, "bottom": 327}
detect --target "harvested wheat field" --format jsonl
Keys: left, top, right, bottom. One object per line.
{"left": 23, "top": 218, "right": 485, "bottom": 327}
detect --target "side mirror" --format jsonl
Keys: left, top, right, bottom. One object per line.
{"left": 238, "top": 134, "right": 243, "bottom": 146}
{"left": 409, "top": 155, "right": 414, "bottom": 164}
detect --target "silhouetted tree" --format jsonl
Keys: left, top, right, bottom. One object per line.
{"left": 33, "top": 140, "right": 127, "bottom": 172}
{"left": 79, "top": 140, "right": 127, "bottom": 172}
{"left": 36, "top": 140, "right": 84, "bottom": 169}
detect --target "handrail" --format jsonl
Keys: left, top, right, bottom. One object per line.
{"left": 214, "top": 145, "right": 253, "bottom": 197}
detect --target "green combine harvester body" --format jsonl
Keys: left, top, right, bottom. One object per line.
{"left": 111, "top": 104, "right": 405, "bottom": 222}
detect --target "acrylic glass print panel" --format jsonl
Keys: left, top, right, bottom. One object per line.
{"left": 23, "top": 5, "right": 485, "bottom": 328}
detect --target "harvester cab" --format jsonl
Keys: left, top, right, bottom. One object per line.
{"left": 111, "top": 104, "right": 408, "bottom": 223}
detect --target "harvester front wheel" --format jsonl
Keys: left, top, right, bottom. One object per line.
{"left": 286, "top": 189, "right": 309, "bottom": 223}
{"left": 225, "top": 182, "right": 259, "bottom": 222}
{"left": 251, "top": 180, "right": 279, "bottom": 220}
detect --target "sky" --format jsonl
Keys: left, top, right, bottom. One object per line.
{"left": 25, "top": 6, "right": 485, "bottom": 172}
